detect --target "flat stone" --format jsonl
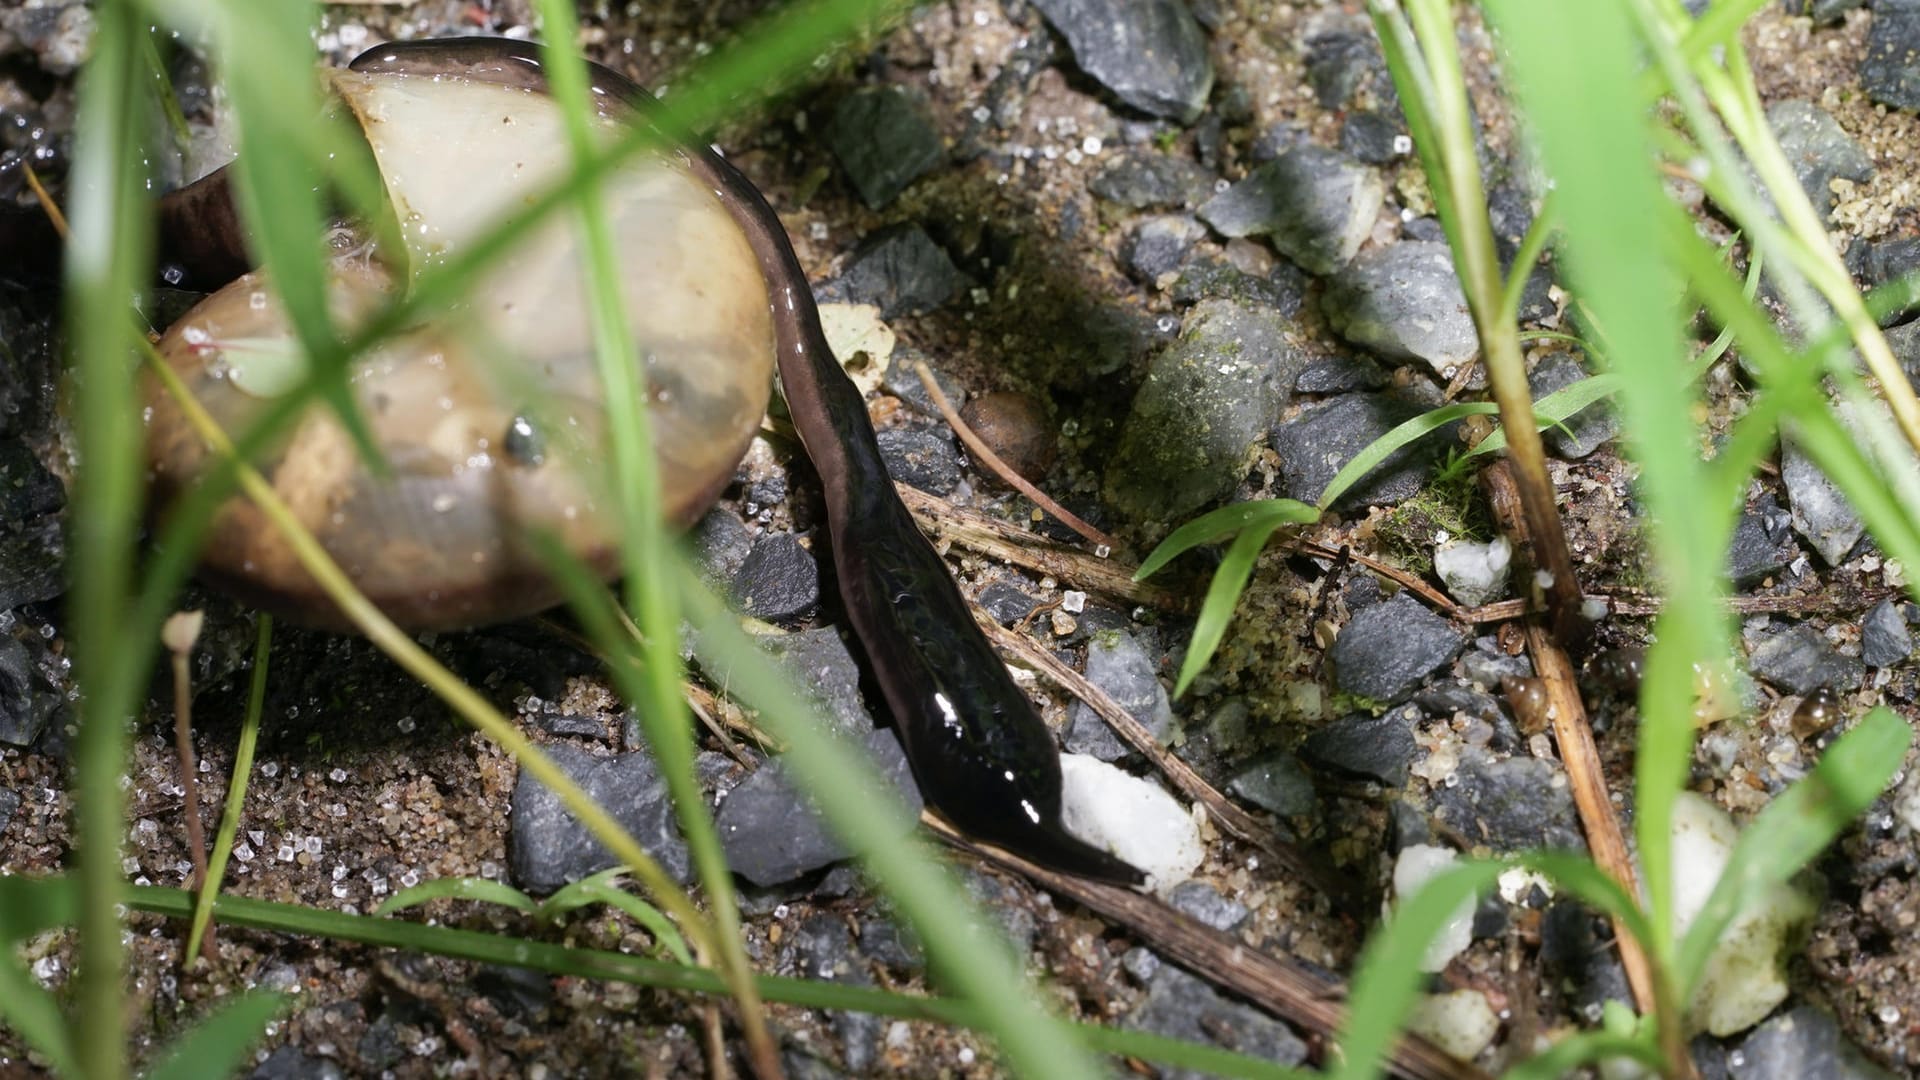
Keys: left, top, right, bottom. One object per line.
{"left": 1529, "top": 351, "right": 1618, "bottom": 459}
{"left": 1540, "top": 901, "right": 1634, "bottom": 1019}
{"left": 1862, "top": 598, "right": 1914, "bottom": 667}
{"left": 0, "top": 518, "right": 64, "bottom": 610}
{"left": 1730, "top": 1005, "right": 1897, "bottom": 1080}
{"left": 1339, "top": 110, "right": 1406, "bottom": 165}
{"left": 1169, "top": 254, "right": 1308, "bottom": 313}
{"left": 1303, "top": 20, "right": 1389, "bottom": 111}
{"left": 717, "top": 729, "right": 922, "bottom": 887}
{"left": 1104, "top": 298, "right": 1305, "bottom": 522}
{"left": 978, "top": 581, "right": 1040, "bottom": 625}
{"left": 1861, "top": 0, "right": 1920, "bottom": 113}
{"left": 858, "top": 917, "right": 925, "bottom": 974}
{"left": 1198, "top": 147, "right": 1382, "bottom": 274}
{"left": 1029, "top": 0, "right": 1215, "bottom": 123}
{"left": 787, "top": 914, "right": 882, "bottom": 1072}
{"left": 1767, "top": 100, "right": 1873, "bottom": 216}
{"left": 1300, "top": 703, "right": 1421, "bottom": 787}
{"left": 1323, "top": 241, "right": 1478, "bottom": 377}
{"left": 690, "top": 507, "right": 752, "bottom": 589}
{"left": 1126, "top": 214, "right": 1209, "bottom": 284}
{"left": 757, "top": 628, "right": 875, "bottom": 738}
{"left": 1064, "top": 630, "right": 1176, "bottom": 761}
{"left": 1862, "top": 236, "right": 1920, "bottom": 326}
{"left": 879, "top": 351, "right": 965, "bottom": 418}
{"left": 1269, "top": 392, "right": 1438, "bottom": 510}
{"left": 1126, "top": 965, "right": 1309, "bottom": 1077}
{"left": 1430, "top": 750, "right": 1585, "bottom": 853}
{"left": 1726, "top": 511, "right": 1792, "bottom": 589}
{"left": 248, "top": 1047, "right": 346, "bottom": 1080}
{"left": 1166, "top": 880, "right": 1249, "bottom": 932}
{"left": 1748, "top": 622, "right": 1864, "bottom": 694}
{"left": 825, "top": 88, "right": 944, "bottom": 209}
{"left": 875, "top": 425, "right": 963, "bottom": 495}
{"left": 1295, "top": 354, "right": 1390, "bottom": 394}
{"left": 1089, "top": 150, "right": 1217, "bottom": 209}
{"left": 1226, "top": 753, "right": 1316, "bottom": 817}
{"left": 1781, "top": 430, "right": 1863, "bottom": 565}
{"left": 837, "top": 225, "right": 961, "bottom": 318}
{"left": 733, "top": 533, "right": 821, "bottom": 623}
{"left": 1328, "top": 593, "right": 1468, "bottom": 705}
{"left": 508, "top": 743, "right": 690, "bottom": 894}
{"left": 0, "top": 633, "right": 58, "bottom": 748}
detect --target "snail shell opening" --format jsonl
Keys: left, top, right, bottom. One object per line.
{"left": 143, "top": 66, "right": 776, "bottom": 631}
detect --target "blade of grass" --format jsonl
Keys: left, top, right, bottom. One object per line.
{"left": 65, "top": 3, "right": 154, "bottom": 1076}
{"left": 538, "top": 868, "right": 694, "bottom": 966}
{"left": 1503, "top": 1030, "right": 1664, "bottom": 1080}
{"left": 145, "top": 991, "right": 289, "bottom": 1080}
{"left": 0, "top": 874, "right": 80, "bottom": 1074}
{"left": 185, "top": 614, "right": 272, "bottom": 964}
{"left": 376, "top": 877, "right": 540, "bottom": 918}
{"left": 1674, "top": 707, "right": 1911, "bottom": 1000}
{"left": 1134, "top": 499, "right": 1318, "bottom": 580}
{"left": 1173, "top": 519, "right": 1284, "bottom": 697}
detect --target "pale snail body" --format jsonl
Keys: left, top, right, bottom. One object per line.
{"left": 144, "top": 68, "right": 774, "bottom": 630}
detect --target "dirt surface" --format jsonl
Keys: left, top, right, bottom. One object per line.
{"left": 3, "top": 1, "right": 1920, "bottom": 1077}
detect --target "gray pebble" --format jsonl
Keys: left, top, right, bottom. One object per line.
{"left": 1529, "top": 351, "right": 1618, "bottom": 459}
{"left": 1088, "top": 150, "right": 1217, "bottom": 209}
{"left": 716, "top": 729, "right": 922, "bottom": 887}
{"left": 1323, "top": 241, "right": 1479, "bottom": 377}
{"left": 1126, "top": 965, "right": 1308, "bottom": 1077}
{"left": 1861, "top": 0, "right": 1920, "bottom": 113}
{"left": 1726, "top": 511, "right": 1793, "bottom": 589}
{"left": 1226, "top": 753, "right": 1316, "bottom": 817}
{"left": 1730, "top": 1005, "right": 1897, "bottom": 1080}
{"left": 756, "top": 628, "right": 875, "bottom": 738}
{"left": 1294, "top": 354, "right": 1390, "bottom": 394}
{"left": 1029, "top": 0, "right": 1214, "bottom": 123}
{"left": 1300, "top": 703, "right": 1422, "bottom": 787}
{"left": 690, "top": 507, "right": 753, "bottom": 588}
{"left": 875, "top": 425, "right": 963, "bottom": 495}
{"left": 1198, "top": 146, "right": 1382, "bottom": 275}
{"left": 1329, "top": 593, "right": 1468, "bottom": 705}
{"left": 1863, "top": 598, "right": 1913, "bottom": 667}
{"left": 1768, "top": 99, "right": 1873, "bottom": 216}
{"left": 836, "top": 224, "right": 961, "bottom": 318}
{"left": 1430, "top": 750, "right": 1585, "bottom": 853}
{"left": 978, "top": 581, "right": 1041, "bottom": 625}
{"left": 1064, "top": 630, "right": 1176, "bottom": 761}
{"left": 1339, "top": 110, "right": 1406, "bottom": 165}
{"left": 1781, "top": 430, "right": 1863, "bottom": 566}
{"left": 0, "top": 786, "right": 18, "bottom": 834}
{"left": 508, "top": 743, "right": 691, "bottom": 894}
{"left": 0, "top": 633, "right": 58, "bottom": 748}
{"left": 1126, "top": 214, "right": 1209, "bottom": 284}
{"left": 733, "top": 533, "right": 821, "bottom": 623}
{"left": 825, "top": 88, "right": 944, "bottom": 209}
{"left": 1166, "top": 880, "right": 1249, "bottom": 932}
{"left": 1748, "top": 622, "right": 1864, "bottom": 694}
{"left": 1270, "top": 392, "right": 1439, "bottom": 510}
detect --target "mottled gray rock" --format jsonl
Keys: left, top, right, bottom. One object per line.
{"left": 717, "top": 729, "right": 921, "bottom": 887}
{"left": 1126, "top": 965, "right": 1308, "bottom": 1078}
{"left": 1726, "top": 511, "right": 1793, "bottom": 588}
{"left": 1861, "top": 236, "right": 1920, "bottom": 326}
{"left": 1064, "top": 631, "right": 1176, "bottom": 761}
{"left": 1862, "top": 0, "right": 1920, "bottom": 112}
{"left": 1324, "top": 241, "right": 1478, "bottom": 377}
{"left": 1329, "top": 593, "right": 1469, "bottom": 705}
{"left": 757, "top": 628, "right": 874, "bottom": 738}
{"left": 1169, "top": 254, "right": 1308, "bottom": 313}
{"left": 1088, "top": 150, "right": 1217, "bottom": 208}
{"left": 1166, "top": 880, "right": 1249, "bottom": 931}
{"left": 1781, "top": 432, "right": 1863, "bottom": 565}
{"left": 248, "top": 1047, "right": 346, "bottom": 1080}
{"left": 1768, "top": 100, "right": 1874, "bottom": 215}
{"left": 1748, "top": 622, "right": 1864, "bottom": 694}
{"left": 0, "top": 518, "right": 64, "bottom": 611}
{"left": 789, "top": 914, "right": 883, "bottom": 1073}
{"left": 825, "top": 88, "right": 944, "bottom": 209}
{"left": 858, "top": 917, "right": 925, "bottom": 974}
{"left": 508, "top": 743, "right": 690, "bottom": 894}
{"left": 1303, "top": 20, "right": 1389, "bottom": 111}
{"left": 1730, "top": 1005, "right": 1897, "bottom": 1080}
{"left": 978, "top": 581, "right": 1040, "bottom": 625}
{"left": 0, "top": 786, "right": 18, "bottom": 834}
{"left": 1126, "top": 214, "right": 1209, "bottom": 284}
{"left": 1300, "top": 703, "right": 1421, "bottom": 787}
{"left": 0, "top": 634, "right": 58, "bottom": 748}
{"left": 1863, "top": 598, "right": 1914, "bottom": 667}
{"left": 1198, "top": 147, "right": 1382, "bottom": 274}
{"left": 1270, "top": 392, "right": 1437, "bottom": 510}
{"left": 1105, "top": 298, "right": 1305, "bottom": 522}
{"left": 691, "top": 507, "right": 752, "bottom": 588}
{"left": 1782, "top": 0, "right": 1865, "bottom": 24}
{"left": 875, "top": 426, "right": 963, "bottom": 495}
{"left": 1529, "top": 351, "right": 1618, "bottom": 459}
{"left": 0, "top": 440, "right": 61, "bottom": 522}
{"left": 1431, "top": 750, "right": 1584, "bottom": 853}
{"left": 1227, "top": 754, "right": 1316, "bottom": 817}
{"left": 837, "top": 225, "right": 961, "bottom": 317}
{"left": 1295, "top": 354, "right": 1389, "bottom": 394}
{"left": 733, "top": 533, "right": 820, "bottom": 623}
{"left": 1339, "top": 110, "right": 1406, "bottom": 165}
{"left": 1030, "top": 0, "right": 1215, "bottom": 123}
{"left": 879, "top": 352, "right": 965, "bottom": 418}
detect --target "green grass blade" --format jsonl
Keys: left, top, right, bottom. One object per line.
{"left": 1466, "top": 375, "right": 1621, "bottom": 460}
{"left": 1319, "top": 401, "right": 1493, "bottom": 510}
{"left": 1504, "top": 1029, "right": 1663, "bottom": 1080}
{"left": 1330, "top": 859, "right": 1505, "bottom": 1080}
{"left": 375, "top": 877, "right": 540, "bottom": 918}
{"left": 186, "top": 614, "right": 273, "bottom": 962}
{"left": 1173, "top": 520, "right": 1283, "bottom": 698}
{"left": 144, "top": 991, "right": 289, "bottom": 1080}
{"left": 1135, "top": 499, "right": 1318, "bottom": 580}
{"left": 1674, "top": 708, "right": 1912, "bottom": 999}
{"left": 538, "top": 868, "right": 694, "bottom": 966}
{"left": 1518, "top": 853, "right": 1657, "bottom": 950}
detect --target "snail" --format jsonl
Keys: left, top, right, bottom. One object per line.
{"left": 136, "top": 38, "right": 1146, "bottom": 887}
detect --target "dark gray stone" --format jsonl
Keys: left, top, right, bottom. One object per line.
{"left": 1768, "top": 100, "right": 1874, "bottom": 215}
{"left": 1431, "top": 750, "right": 1585, "bottom": 853}
{"left": 0, "top": 518, "right": 64, "bottom": 610}
{"left": 789, "top": 914, "right": 883, "bottom": 1074}
{"left": 1389, "top": 799, "right": 1433, "bottom": 851}
{"left": 1781, "top": 430, "right": 1863, "bottom": 565}
{"left": 1540, "top": 902, "right": 1634, "bottom": 1019}
{"left": 534, "top": 708, "right": 610, "bottom": 742}
{"left": 1529, "top": 352, "right": 1618, "bottom": 459}
{"left": 1104, "top": 298, "right": 1306, "bottom": 522}
{"left": 1088, "top": 150, "right": 1217, "bottom": 208}
{"left": 716, "top": 729, "right": 922, "bottom": 886}
{"left": 1303, "top": 23, "right": 1389, "bottom": 111}
{"left": 1197, "top": 147, "right": 1382, "bottom": 274}
{"left": 691, "top": 507, "right": 752, "bottom": 588}
{"left": 961, "top": 867, "right": 1039, "bottom": 957}
{"left": 1862, "top": 236, "right": 1920, "bottom": 325}
{"left": 1126, "top": 965, "right": 1309, "bottom": 1078}
{"left": 825, "top": 88, "right": 944, "bottom": 209}
{"left": 1782, "top": 0, "right": 1865, "bottom": 23}
{"left": 1727, "top": 512, "right": 1792, "bottom": 589}
{"left": 1167, "top": 880, "right": 1249, "bottom": 931}
{"left": 1339, "top": 110, "right": 1406, "bottom": 165}
{"left": 1730, "top": 1005, "right": 1897, "bottom": 1080}
{"left": 1126, "top": 214, "right": 1209, "bottom": 284}
{"left": 0, "top": 787, "right": 18, "bottom": 834}
{"left": 248, "top": 1047, "right": 346, "bottom": 1080}
{"left": 0, "top": 439, "right": 61, "bottom": 522}
{"left": 837, "top": 225, "right": 961, "bottom": 318}
{"left": 1329, "top": 594, "right": 1469, "bottom": 705}
{"left": 1862, "top": 0, "right": 1920, "bottom": 112}
{"left": 1029, "top": 0, "right": 1214, "bottom": 123}
{"left": 1227, "top": 753, "right": 1316, "bottom": 817}
{"left": 1270, "top": 393, "right": 1437, "bottom": 510}
{"left": 1064, "top": 631, "right": 1175, "bottom": 761}
{"left": 879, "top": 351, "right": 965, "bottom": 418}
{"left": 733, "top": 533, "right": 821, "bottom": 623}
{"left": 1862, "top": 598, "right": 1913, "bottom": 666}
{"left": 0, "top": 634, "right": 58, "bottom": 748}
{"left": 1300, "top": 703, "right": 1421, "bottom": 787}
{"left": 858, "top": 917, "right": 925, "bottom": 974}
{"left": 1748, "top": 622, "right": 1864, "bottom": 694}
{"left": 1459, "top": 647, "right": 1531, "bottom": 688}
{"left": 978, "top": 581, "right": 1040, "bottom": 625}
{"left": 875, "top": 425, "right": 963, "bottom": 495}
{"left": 1169, "top": 254, "right": 1308, "bottom": 313}
{"left": 1324, "top": 241, "right": 1478, "bottom": 377}
{"left": 1294, "top": 354, "right": 1389, "bottom": 394}
{"left": 508, "top": 743, "right": 690, "bottom": 894}
{"left": 758, "top": 628, "right": 874, "bottom": 738}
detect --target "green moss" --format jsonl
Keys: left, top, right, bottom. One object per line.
{"left": 1371, "top": 457, "right": 1489, "bottom": 575}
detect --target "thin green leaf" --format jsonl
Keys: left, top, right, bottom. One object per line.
{"left": 1173, "top": 520, "right": 1283, "bottom": 698}
{"left": 188, "top": 614, "right": 272, "bottom": 963}
{"left": 1322, "top": 402, "right": 1494, "bottom": 509}
{"left": 376, "top": 877, "right": 540, "bottom": 918}
{"left": 0, "top": 875, "right": 80, "bottom": 1074}
{"left": 1466, "top": 376, "right": 1620, "bottom": 460}
{"left": 1675, "top": 708, "right": 1912, "bottom": 998}
{"left": 1134, "top": 499, "right": 1318, "bottom": 581}
{"left": 539, "top": 868, "right": 693, "bottom": 967}
{"left": 1518, "top": 852, "right": 1657, "bottom": 951}
{"left": 1503, "top": 1029, "right": 1663, "bottom": 1080}
{"left": 144, "top": 991, "right": 288, "bottom": 1080}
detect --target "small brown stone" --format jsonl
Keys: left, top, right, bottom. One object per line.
{"left": 959, "top": 390, "right": 1057, "bottom": 484}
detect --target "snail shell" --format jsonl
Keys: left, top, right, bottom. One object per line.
{"left": 143, "top": 67, "right": 775, "bottom": 630}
